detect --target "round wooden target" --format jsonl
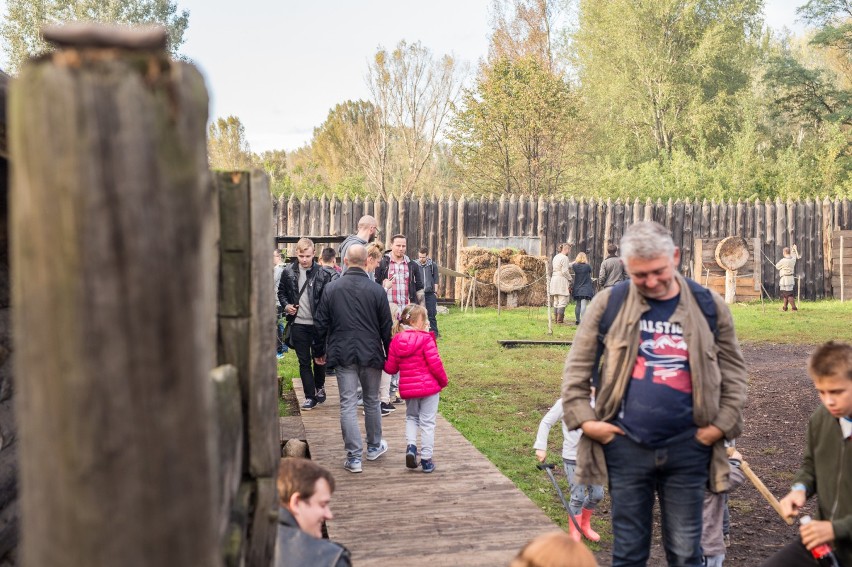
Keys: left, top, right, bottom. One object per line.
{"left": 715, "top": 236, "right": 749, "bottom": 271}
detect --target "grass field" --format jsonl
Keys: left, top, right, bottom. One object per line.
{"left": 277, "top": 298, "right": 852, "bottom": 542}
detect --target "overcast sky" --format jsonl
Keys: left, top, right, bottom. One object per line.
{"left": 0, "top": 0, "right": 809, "bottom": 152}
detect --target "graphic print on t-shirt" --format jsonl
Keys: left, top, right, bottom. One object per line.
{"left": 618, "top": 295, "right": 694, "bottom": 446}
{"left": 632, "top": 319, "right": 691, "bottom": 393}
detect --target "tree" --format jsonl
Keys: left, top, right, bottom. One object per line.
{"left": 253, "top": 149, "right": 289, "bottom": 197}
{"left": 364, "top": 40, "right": 464, "bottom": 198}
{"left": 488, "top": 0, "right": 568, "bottom": 72}
{"left": 312, "top": 100, "right": 376, "bottom": 187}
{"left": 573, "top": 0, "right": 763, "bottom": 163}
{"left": 207, "top": 116, "right": 252, "bottom": 171}
{"left": 1, "top": 0, "right": 189, "bottom": 72}
{"left": 450, "top": 56, "right": 582, "bottom": 196}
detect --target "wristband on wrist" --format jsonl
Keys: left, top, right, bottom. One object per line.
{"left": 791, "top": 483, "right": 807, "bottom": 493}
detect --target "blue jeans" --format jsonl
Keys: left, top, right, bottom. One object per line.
{"left": 563, "top": 459, "right": 604, "bottom": 515}
{"left": 604, "top": 434, "right": 711, "bottom": 567}
{"left": 425, "top": 292, "right": 439, "bottom": 335}
{"left": 336, "top": 364, "right": 382, "bottom": 460}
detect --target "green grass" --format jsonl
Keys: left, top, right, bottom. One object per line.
{"left": 276, "top": 299, "right": 852, "bottom": 540}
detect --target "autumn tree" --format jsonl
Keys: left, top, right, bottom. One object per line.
{"left": 207, "top": 115, "right": 252, "bottom": 171}
{"left": 450, "top": 55, "right": 581, "bottom": 196}
{"left": 488, "top": 0, "right": 569, "bottom": 72}
{"left": 1, "top": 0, "right": 189, "bottom": 72}
{"left": 362, "top": 40, "right": 464, "bottom": 198}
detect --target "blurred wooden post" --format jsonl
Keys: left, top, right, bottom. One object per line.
{"left": 0, "top": 69, "right": 15, "bottom": 562}
{"left": 10, "top": 25, "right": 220, "bottom": 567}
{"left": 215, "top": 169, "right": 278, "bottom": 567}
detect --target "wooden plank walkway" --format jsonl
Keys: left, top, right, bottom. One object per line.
{"left": 292, "top": 375, "right": 558, "bottom": 567}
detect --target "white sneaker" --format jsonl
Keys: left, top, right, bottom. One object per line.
{"left": 366, "top": 439, "right": 388, "bottom": 461}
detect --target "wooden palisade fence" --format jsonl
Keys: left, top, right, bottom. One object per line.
{"left": 275, "top": 194, "right": 852, "bottom": 301}
{"left": 9, "top": 25, "right": 278, "bottom": 567}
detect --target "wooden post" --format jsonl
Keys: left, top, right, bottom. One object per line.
{"left": 497, "top": 257, "right": 502, "bottom": 316}
{"left": 10, "top": 25, "right": 220, "bottom": 567}
{"left": 546, "top": 259, "right": 553, "bottom": 335}
{"left": 842, "top": 236, "right": 845, "bottom": 302}
{"left": 216, "top": 169, "right": 279, "bottom": 567}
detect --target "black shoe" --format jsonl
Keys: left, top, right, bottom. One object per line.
{"left": 380, "top": 403, "right": 393, "bottom": 416}
{"left": 390, "top": 395, "right": 404, "bottom": 405}
{"left": 301, "top": 398, "right": 318, "bottom": 411}
{"left": 406, "top": 444, "right": 418, "bottom": 469}
{"left": 315, "top": 388, "right": 327, "bottom": 404}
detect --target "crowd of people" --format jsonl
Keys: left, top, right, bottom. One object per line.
{"left": 273, "top": 219, "right": 850, "bottom": 567}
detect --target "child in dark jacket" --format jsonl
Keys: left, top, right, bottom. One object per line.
{"left": 384, "top": 304, "right": 448, "bottom": 473}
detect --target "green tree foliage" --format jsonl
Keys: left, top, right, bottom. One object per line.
{"left": 207, "top": 115, "right": 252, "bottom": 171}
{"left": 573, "top": 0, "right": 763, "bottom": 163}
{"left": 450, "top": 56, "right": 581, "bottom": 196}
{"left": 1, "top": 0, "right": 189, "bottom": 72}
{"left": 312, "top": 100, "right": 376, "bottom": 191}
{"left": 254, "top": 149, "right": 289, "bottom": 197}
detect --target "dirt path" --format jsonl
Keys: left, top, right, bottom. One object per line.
{"left": 593, "top": 343, "right": 818, "bottom": 566}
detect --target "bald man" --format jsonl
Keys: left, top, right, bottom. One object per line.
{"left": 338, "top": 215, "right": 379, "bottom": 274}
{"left": 314, "top": 244, "right": 393, "bottom": 473}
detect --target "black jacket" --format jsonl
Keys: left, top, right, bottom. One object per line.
{"left": 276, "top": 508, "right": 351, "bottom": 567}
{"left": 571, "top": 262, "right": 595, "bottom": 298}
{"left": 278, "top": 260, "right": 334, "bottom": 317}
{"left": 314, "top": 268, "right": 393, "bottom": 368}
{"left": 375, "top": 254, "right": 424, "bottom": 304}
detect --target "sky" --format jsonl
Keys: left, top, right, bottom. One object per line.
{"left": 0, "top": 0, "right": 809, "bottom": 153}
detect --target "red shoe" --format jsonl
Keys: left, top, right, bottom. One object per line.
{"left": 580, "top": 509, "right": 601, "bottom": 542}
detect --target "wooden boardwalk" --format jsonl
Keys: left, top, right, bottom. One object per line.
{"left": 292, "top": 375, "right": 558, "bottom": 567}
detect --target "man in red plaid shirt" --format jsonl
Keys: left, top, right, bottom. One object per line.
{"left": 376, "top": 235, "right": 424, "bottom": 307}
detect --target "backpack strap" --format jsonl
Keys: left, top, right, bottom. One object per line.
{"left": 684, "top": 278, "right": 718, "bottom": 338}
{"left": 592, "top": 281, "right": 631, "bottom": 389}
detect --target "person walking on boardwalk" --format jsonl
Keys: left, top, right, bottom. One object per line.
{"left": 384, "top": 304, "right": 448, "bottom": 473}
{"left": 562, "top": 221, "right": 748, "bottom": 567}
{"left": 550, "top": 243, "right": 573, "bottom": 324}
{"left": 338, "top": 215, "right": 379, "bottom": 274}
{"left": 775, "top": 246, "right": 798, "bottom": 312}
{"left": 278, "top": 238, "right": 334, "bottom": 410}
{"left": 417, "top": 246, "right": 440, "bottom": 338}
{"left": 376, "top": 234, "right": 424, "bottom": 307}
{"left": 314, "top": 244, "right": 393, "bottom": 473}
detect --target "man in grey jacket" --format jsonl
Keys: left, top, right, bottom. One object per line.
{"left": 599, "top": 243, "right": 627, "bottom": 289}
{"left": 338, "top": 215, "right": 378, "bottom": 274}
{"left": 562, "top": 221, "right": 748, "bottom": 567}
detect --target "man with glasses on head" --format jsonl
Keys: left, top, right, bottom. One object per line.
{"left": 338, "top": 215, "right": 379, "bottom": 274}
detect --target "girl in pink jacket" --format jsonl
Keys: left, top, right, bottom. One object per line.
{"left": 383, "top": 304, "right": 448, "bottom": 473}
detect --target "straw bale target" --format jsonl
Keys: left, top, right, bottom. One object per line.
{"left": 495, "top": 264, "right": 527, "bottom": 293}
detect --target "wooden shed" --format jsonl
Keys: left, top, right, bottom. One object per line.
{"left": 831, "top": 230, "right": 852, "bottom": 300}
{"left": 693, "top": 238, "right": 762, "bottom": 301}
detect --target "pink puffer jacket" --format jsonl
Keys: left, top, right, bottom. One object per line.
{"left": 384, "top": 329, "right": 448, "bottom": 399}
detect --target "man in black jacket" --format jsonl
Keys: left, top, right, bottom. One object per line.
{"left": 275, "top": 457, "right": 351, "bottom": 567}
{"left": 278, "top": 238, "right": 334, "bottom": 410}
{"left": 375, "top": 234, "right": 424, "bottom": 306}
{"left": 314, "top": 244, "right": 393, "bottom": 473}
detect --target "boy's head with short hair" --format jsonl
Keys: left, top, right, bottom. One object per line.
{"left": 808, "top": 341, "right": 852, "bottom": 418}
{"left": 320, "top": 247, "right": 337, "bottom": 266}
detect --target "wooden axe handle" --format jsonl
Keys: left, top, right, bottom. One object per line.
{"left": 739, "top": 461, "right": 795, "bottom": 525}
